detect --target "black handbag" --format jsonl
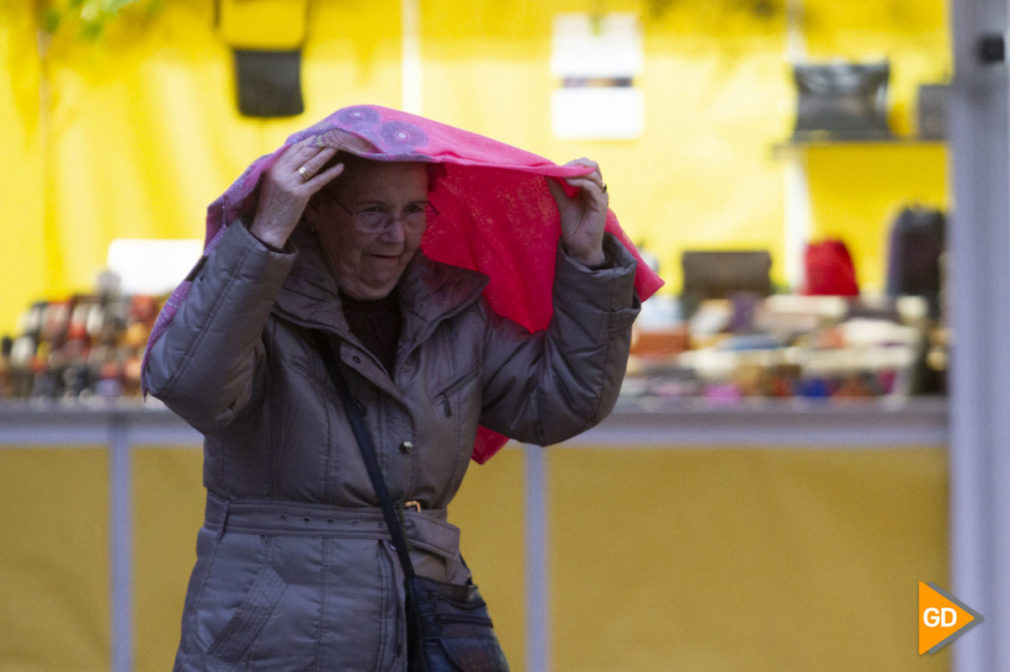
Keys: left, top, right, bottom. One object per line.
{"left": 792, "top": 60, "right": 892, "bottom": 140}
{"left": 885, "top": 205, "right": 946, "bottom": 317}
{"left": 313, "top": 332, "right": 510, "bottom": 672}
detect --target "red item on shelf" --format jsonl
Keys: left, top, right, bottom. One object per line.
{"left": 804, "top": 239, "right": 859, "bottom": 296}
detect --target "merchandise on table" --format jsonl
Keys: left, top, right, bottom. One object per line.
{"left": 624, "top": 293, "right": 947, "bottom": 401}
{"left": 0, "top": 271, "right": 163, "bottom": 400}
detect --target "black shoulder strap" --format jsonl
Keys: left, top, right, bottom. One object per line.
{"left": 312, "top": 331, "right": 416, "bottom": 579}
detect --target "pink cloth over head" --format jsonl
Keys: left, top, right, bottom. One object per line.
{"left": 146, "top": 105, "right": 664, "bottom": 463}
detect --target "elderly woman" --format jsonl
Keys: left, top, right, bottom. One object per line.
{"left": 143, "top": 106, "right": 657, "bottom": 671}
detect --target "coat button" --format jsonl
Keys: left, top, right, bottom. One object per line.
{"left": 399, "top": 440, "right": 414, "bottom": 454}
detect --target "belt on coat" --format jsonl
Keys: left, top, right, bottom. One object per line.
{"left": 203, "top": 491, "right": 461, "bottom": 562}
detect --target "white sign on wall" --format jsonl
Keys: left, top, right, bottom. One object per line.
{"left": 550, "top": 13, "right": 644, "bottom": 140}
{"left": 107, "top": 238, "right": 203, "bottom": 295}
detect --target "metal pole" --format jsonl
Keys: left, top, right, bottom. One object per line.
{"left": 782, "top": 0, "right": 809, "bottom": 291}
{"left": 949, "top": 0, "right": 1010, "bottom": 668}
{"left": 108, "top": 417, "right": 133, "bottom": 672}
{"left": 524, "top": 444, "right": 550, "bottom": 672}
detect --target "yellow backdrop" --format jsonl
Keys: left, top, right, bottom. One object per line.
{"left": 0, "top": 0, "right": 950, "bottom": 334}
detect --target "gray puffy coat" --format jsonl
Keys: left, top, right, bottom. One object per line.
{"left": 144, "top": 221, "right": 639, "bottom": 671}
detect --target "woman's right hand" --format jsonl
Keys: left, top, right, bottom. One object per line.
{"left": 249, "top": 139, "right": 345, "bottom": 249}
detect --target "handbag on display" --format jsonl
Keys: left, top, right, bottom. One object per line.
{"left": 886, "top": 205, "right": 946, "bottom": 317}
{"left": 680, "top": 250, "right": 773, "bottom": 318}
{"left": 803, "top": 239, "right": 859, "bottom": 296}
{"left": 916, "top": 84, "right": 949, "bottom": 140}
{"left": 313, "top": 332, "right": 510, "bottom": 672}
{"left": 792, "top": 60, "right": 892, "bottom": 140}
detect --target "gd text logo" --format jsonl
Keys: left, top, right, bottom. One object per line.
{"left": 918, "top": 582, "right": 983, "bottom": 655}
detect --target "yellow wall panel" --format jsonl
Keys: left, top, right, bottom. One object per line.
{"left": 132, "top": 447, "right": 205, "bottom": 672}
{"left": 547, "top": 447, "right": 949, "bottom": 672}
{"left": 0, "top": 448, "right": 110, "bottom": 671}
{"left": 0, "top": 2, "right": 47, "bottom": 337}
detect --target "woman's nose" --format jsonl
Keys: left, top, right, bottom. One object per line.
{"left": 379, "top": 217, "right": 406, "bottom": 242}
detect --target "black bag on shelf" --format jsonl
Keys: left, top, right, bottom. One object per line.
{"left": 917, "top": 84, "right": 949, "bottom": 140}
{"left": 792, "top": 61, "right": 891, "bottom": 140}
{"left": 886, "top": 205, "right": 946, "bottom": 315}
{"left": 680, "top": 250, "right": 772, "bottom": 318}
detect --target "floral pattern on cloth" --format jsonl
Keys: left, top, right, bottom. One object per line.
{"left": 145, "top": 104, "right": 664, "bottom": 463}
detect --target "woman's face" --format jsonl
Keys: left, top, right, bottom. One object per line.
{"left": 308, "top": 160, "right": 429, "bottom": 300}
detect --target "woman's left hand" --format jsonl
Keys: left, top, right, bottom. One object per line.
{"left": 546, "top": 158, "right": 609, "bottom": 267}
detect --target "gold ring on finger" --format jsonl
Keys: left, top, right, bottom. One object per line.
{"left": 297, "top": 165, "right": 313, "bottom": 181}
{"left": 601, "top": 182, "right": 608, "bottom": 193}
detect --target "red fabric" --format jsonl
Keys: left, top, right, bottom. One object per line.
{"left": 147, "top": 105, "right": 664, "bottom": 463}
{"left": 803, "top": 239, "right": 859, "bottom": 296}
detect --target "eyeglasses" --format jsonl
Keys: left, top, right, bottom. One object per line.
{"left": 332, "top": 196, "right": 438, "bottom": 235}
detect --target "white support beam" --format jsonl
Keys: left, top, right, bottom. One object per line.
{"left": 400, "top": 0, "right": 422, "bottom": 115}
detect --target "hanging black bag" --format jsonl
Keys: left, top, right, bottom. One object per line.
{"left": 313, "top": 332, "right": 510, "bottom": 672}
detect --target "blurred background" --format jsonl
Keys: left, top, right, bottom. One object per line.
{"left": 2, "top": 0, "right": 1004, "bottom": 669}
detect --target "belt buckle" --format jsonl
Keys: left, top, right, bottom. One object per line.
{"left": 404, "top": 500, "right": 422, "bottom": 512}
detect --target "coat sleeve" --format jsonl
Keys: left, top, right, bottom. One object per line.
{"left": 477, "top": 233, "right": 641, "bottom": 446}
{"left": 142, "top": 222, "right": 297, "bottom": 434}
